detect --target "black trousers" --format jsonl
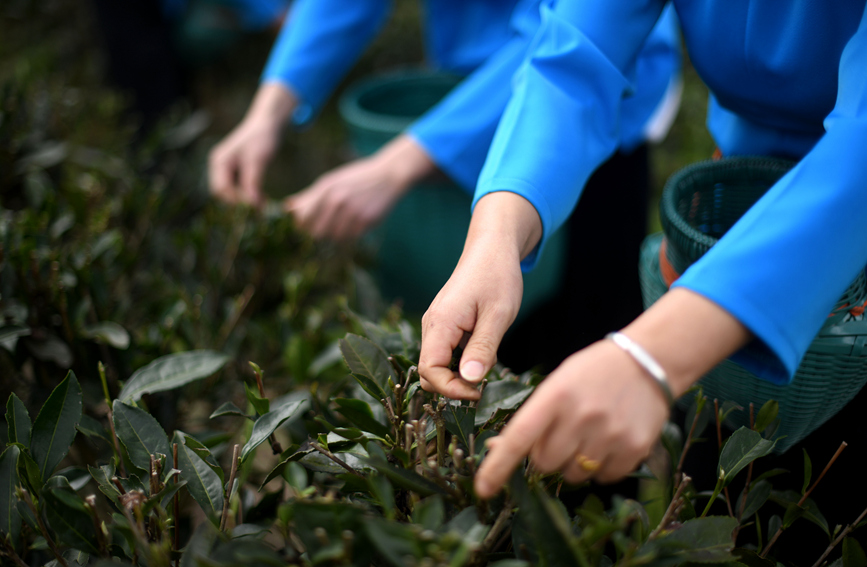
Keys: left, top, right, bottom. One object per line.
{"left": 501, "top": 144, "right": 650, "bottom": 374}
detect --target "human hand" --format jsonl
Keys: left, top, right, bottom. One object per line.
{"left": 284, "top": 134, "right": 434, "bottom": 240}
{"left": 418, "top": 192, "right": 543, "bottom": 400}
{"left": 472, "top": 287, "right": 753, "bottom": 499}
{"left": 474, "top": 339, "right": 671, "bottom": 498}
{"left": 208, "top": 82, "right": 296, "bottom": 208}
{"left": 418, "top": 240, "right": 525, "bottom": 400}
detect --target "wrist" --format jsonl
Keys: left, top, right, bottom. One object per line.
{"left": 468, "top": 192, "right": 542, "bottom": 262}
{"left": 375, "top": 134, "right": 436, "bottom": 191}
{"left": 619, "top": 288, "right": 752, "bottom": 397}
{"left": 247, "top": 81, "right": 299, "bottom": 126}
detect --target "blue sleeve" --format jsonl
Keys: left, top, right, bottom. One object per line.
{"left": 261, "top": 0, "right": 392, "bottom": 125}
{"left": 409, "top": 2, "right": 680, "bottom": 194}
{"left": 672, "top": 6, "right": 867, "bottom": 384}
{"left": 472, "top": 0, "right": 669, "bottom": 268}
{"left": 408, "top": 37, "right": 528, "bottom": 193}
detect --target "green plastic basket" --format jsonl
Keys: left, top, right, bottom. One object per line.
{"left": 639, "top": 157, "right": 867, "bottom": 452}
{"left": 339, "top": 70, "right": 566, "bottom": 317}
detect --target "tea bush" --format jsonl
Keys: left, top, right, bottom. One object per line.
{"left": 2, "top": 317, "right": 865, "bottom": 567}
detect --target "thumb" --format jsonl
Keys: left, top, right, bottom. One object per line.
{"left": 459, "top": 303, "right": 516, "bottom": 383}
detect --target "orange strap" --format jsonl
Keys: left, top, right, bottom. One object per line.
{"left": 658, "top": 238, "right": 680, "bottom": 287}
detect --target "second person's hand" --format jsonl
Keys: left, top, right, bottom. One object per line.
{"left": 208, "top": 82, "right": 297, "bottom": 209}
{"left": 284, "top": 134, "right": 435, "bottom": 241}
{"left": 472, "top": 287, "right": 753, "bottom": 499}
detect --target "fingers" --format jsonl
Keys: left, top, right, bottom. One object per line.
{"left": 474, "top": 388, "right": 556, "bottom": 498}
{"left": 459, "top": 301, "right": 517, "bottom": 383}
{"left": 208, "top": 147, "right": 239, "bottom": 204}
{"left": 208, "top": 122, "right": 276, "bottom": 207}
{"left": 419, "top": 317, "right": 481, "bottom": 400}
{"left": 240, "top": 158, "right": 265, "bottom": 209}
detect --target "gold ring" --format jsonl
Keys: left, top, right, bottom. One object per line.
{"left": 574, "top": 454, "right": 601, "bottom": 473}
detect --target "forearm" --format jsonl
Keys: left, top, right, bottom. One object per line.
{"left": 620, "top": 288, "right": 752, "bottom": 397}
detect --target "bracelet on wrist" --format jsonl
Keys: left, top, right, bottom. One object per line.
{"left": 605, "top": 332, "right": 675, "bottom": 408}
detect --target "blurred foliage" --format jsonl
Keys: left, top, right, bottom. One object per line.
{"left": 0, "top": 0, "right": 378, "bottom": 441}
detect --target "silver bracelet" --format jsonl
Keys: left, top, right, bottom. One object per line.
{"left": 605, "top": 332, "right": 675, "bottom": 408}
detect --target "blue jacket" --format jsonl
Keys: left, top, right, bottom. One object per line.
{"left": 261, "top": 0, "right": 681, "bottom": 191}
{"left": 474, "top": 0, "right": 867, "bottom": 384}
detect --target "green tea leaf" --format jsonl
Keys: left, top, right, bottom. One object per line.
{"left": 299, "top": 451, "right": 367, "bottom": 475}
{"left": 289, "top": 500, "right": 370, "bottom": 564}
{"left": 843, "top": 537, "right": 867, "bottom": 567}
{"left": 210, "top": 401, "right": 252, "bottom": 420}
{"left": 0, "top": 325, "right": 30, "bottom": 351}
{"left": 444, "top": 404, "right": 475, "bottom": 450}
{"left": 412, "top": 495, "right": 444, "bottom": 531}
{"left": 351, "top": 373, "right": 387, "bottom": 403}
{"left": 368, "top": 474, "right": 396, "bottom": 519}
{"left": 31, "top": 371, "right": 82, "bottom": 481}
{"left": 0, "top": 445, "right": 22, "bottom": 546}
{"left": 334, "top": 398, "right": 391, "bottom": 438}
{"left": 474, "top": 381, "right": 533, "bottom": 426}
{"left": 802, "top": 449, "right": 812, "bottom": 496}
{"left": 769, "top": 490, "right": 829, "bottom": 535}
{"left": 740, "top": 480, "right": 772, "bottom": 521}
{"left": 768, "top": 514, "right": 782, "bottom": 538}
{"left": 5, "top": 393, "right": 31, "bottom": 447}
{"left": 43, "top": 486, "right": 100, "bottom": 555}
{"left": 240, "top": 400, "right": 307, "bottom": 463}
{"left": 364, "top": 454, "right": 446, "bottom": 497}
{"left": 660, "top": 422, "right": 684, "bottom": 471}
{"left": 17, "top": 448, "right": 44, "bottom": 493}
{"left": 340, "top": 334, "right": 394, "bottom": 388}
{"left": 142, "top": 480, "right": 188, "bottom": 515}
{"left": 25, "top": 334, "right": 73, "bottom": 368}
{"left": 647, "top": 516, "right": 738, "bottom": 563}
{"left": 75, "top": 414, "right": 111, "bottom": 445}
{"left": 750, "top": 468, "right": 789, "bottom": 488}
{"left": 718, "top": 427, "right": 777, "bottom": 487}
{"left": 284, "top": 462, "right": 308, "bottom": 491}
{"left": 56, "top": 467, "right": 91, "bottom": 491}
{"left": 782, "top": 502, "right": 806, "bottom": 528}
{"left": 112, "top": 400, "right": 171, "bottom": 474}
{"left": 260, "top": 445, "right": 314, "bottom": 490}
{"left": 180, "top": 521, "right": 220, "bottom": 567}
{"left": 89, "top": 464, "right": 121, "bottom": 509}
{"left": 82, "top": 321, "right": 130, "bottom": 350}
{"left": 244, "top": 382, "right": 270, "bottom": 416}
{"left": 118, "top": 350, "right": 230, "bottom": 402}
{"left": 510, "top": 472, "right": 584, "bottom": 567}
{"left": 174, "top": 431, "right": 224, "bottom": 524}
{"left": 754, "top": 400, "right": 779, "bottom": 434}
{"left": 181, "top": 435, "right": 225, "bottom": 483}
{"left": 732, "top": 548, "right": 776, "bottom": 567}
{"left": 365, "top": 516, "right": 425, "bottom": 567}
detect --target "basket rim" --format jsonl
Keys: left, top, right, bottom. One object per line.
{"left": 338, "top": 69, "right": 463, "bottom": 136}
{"left": 660, "top": 155, "right": 797, "bottom": 254}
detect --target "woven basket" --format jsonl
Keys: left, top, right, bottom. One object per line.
{"left": 639, "top": 157, "right": 867, "bottom": 452}
{"left": 339, "top": 70, "right": 566, "bottom": 316}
